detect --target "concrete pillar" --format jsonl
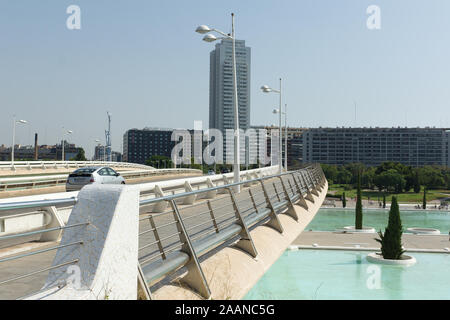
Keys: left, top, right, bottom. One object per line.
{"left": 39, "top": 206, "right": 64, "bottom": 242}
{"left": 28, "top": 184, "right": 140, "bottom": 300}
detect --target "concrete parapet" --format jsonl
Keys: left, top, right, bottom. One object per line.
{"left": 25, "top": 184, "right": 140, "bottom": 300}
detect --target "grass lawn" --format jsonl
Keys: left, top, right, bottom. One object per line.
{"left": 328, "top": 184, "right": 450, "bottom": 203}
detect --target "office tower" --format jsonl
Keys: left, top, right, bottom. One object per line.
{"left": 209, "top": 39, "right": 251, "bottom": 162}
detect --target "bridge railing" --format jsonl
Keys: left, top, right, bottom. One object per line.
{"left": 0, "top": 160, "right": 154, "bottom": 172}
{"left": 136, "top": 164, "right": 325, "bottom": 299}
{"left": 0, "top": 166, "right": 277, "bottom": 242}
{"left": 0, "top": 164, "right": 326, "bottom": 300}
{"left": 0, "top": 168, "right": 202, "bottom": 192}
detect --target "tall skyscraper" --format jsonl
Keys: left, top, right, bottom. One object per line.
{"left": 209, "top": 39, "right": 251, "bottom": 162}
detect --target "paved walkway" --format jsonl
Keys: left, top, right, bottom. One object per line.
{"left": 293, "top": 231, "right": 450, "bottom": 251}
{"left": 323, "top": 199, "right": 445, "bottom": 210}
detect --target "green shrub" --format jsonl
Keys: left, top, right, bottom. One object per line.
{"left": 342, "top": 192, "right": 347, "bottom": 208}
{"left": 375, "top": 197, "right": 405, "bottom": 260}
{"left": 422, "top": 187, "right": 427, "bottom": 209}
{"left": 355, "top": 171, "right": 363, "bottom": 229}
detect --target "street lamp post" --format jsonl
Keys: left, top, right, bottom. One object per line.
{"left": 11, "top": 117, "right": 28, "bottom": 169}
{"left": 61, "top": 128, "right": 73, "bottom": 161}
{"left": 196, "top": 13, "right": 241, "bottom": 192}
{"left": 284, "top": 104, "right": 288, "bottom": 171}
{"left": 261, "top": 78, "right": 283, "bottom": 174}
{"left": 272, "top": 103, "right": 288, "bottom": 172}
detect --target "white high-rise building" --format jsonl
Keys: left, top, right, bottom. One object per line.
{"left": 209, "top": 39, "right": 251, "bottom": 163}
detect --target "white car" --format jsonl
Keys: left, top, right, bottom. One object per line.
{"left": 66, "top": 166, "right": 125, "bottom": 191}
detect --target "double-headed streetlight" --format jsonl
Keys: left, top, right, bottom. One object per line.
{"left": 261, "top": 79, "right": 283, "bottom": 174}
{"left": 11, "top": 117, "right": 28, "bottom": 168}
{"left": 273, "top": 103, "right": 288, "bottom": 171}
{"left": 94, "top": 139, "right": 106, "bottom": 161}
{"left": 196, "top": 13, "right": 241, "bottom": 192}
{"left": 61, "top": 128, "right": 73, "bottom": 161}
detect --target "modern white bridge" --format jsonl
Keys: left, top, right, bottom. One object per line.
{"left": 0, "top": 160, "right": 153, "bottom": 172}
{"left": 0, "top": 164, "right": 328, "bottom": 300}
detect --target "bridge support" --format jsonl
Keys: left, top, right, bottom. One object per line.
{"left": 39, "top": 206, "right": 64, "bottom": 242}
{"left": 204, "top": 178, "right": 217, "bottom": 199}
{"left": 152, "top": 185, "right": 168, "bottom": 213}
{"left": 278, "top": 177, "right": 298, "bottom": 221}
{"left": 228, "top": 188, "right": 258, "bottom": 258}
{"left": 290, "top": 173, "right": 308, "bottom": 210}
{"left": 170, "top": 200, "right": 211, "bottom": 299}
{"left": 182, "top": 182, "right": 196, "bottom": 205}
{"left": 259, "top": 181, "right": 284, "bottom": 233}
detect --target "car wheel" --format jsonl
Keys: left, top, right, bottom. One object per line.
{"left": 121, "top": 181, "right": 126, "bottom": 184}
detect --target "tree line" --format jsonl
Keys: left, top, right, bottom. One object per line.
{"left": 321, "top": 162, "right": 450, "bottom": 193}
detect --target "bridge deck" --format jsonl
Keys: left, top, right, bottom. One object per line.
{"left": 0, "top": 180, "right": 280, "bottom": 300}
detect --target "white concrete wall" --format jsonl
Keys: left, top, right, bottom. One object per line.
{"left": 25, "top": 184, "right": 140, "bottom": 300}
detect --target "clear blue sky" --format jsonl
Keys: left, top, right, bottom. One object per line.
{"left": 1, "top": 0, "right": 450, "bottom": 158}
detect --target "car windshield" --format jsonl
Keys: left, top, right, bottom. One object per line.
{"left": 73, "top": 168, "right": 97, "bottom": 175}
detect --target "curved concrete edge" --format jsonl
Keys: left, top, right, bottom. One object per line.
{"left": 337, "top": 226, "right": 376, "bottom": 233}
{"left": 152, "top": 181, "right": 328, "bottom": 300}
{"left": 366, "top": 252, "right": 417, "bottom": 266}
{"left": 407, "top": 228, "right": 441, "bottom": 235}
{"left": 24, "top": 184, "right": 140, "bottom": 300}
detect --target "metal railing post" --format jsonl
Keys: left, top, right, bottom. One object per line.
{"left": 258, "top": 181, "right": 284, "bottom": 234}
{"left": 311, "top": 168, "right": 322, "bottom": 192}
{"left": 148, "top": 215, "right": 166, "bottom": 260}
{"left": 297, "top": 172, "right": 315, "bottom": 203}
{"left": 277, "top": 177, "right": 298, "bottom": 221}
{"left": 206, "top": 200, "right": 219, "bottom": 234}
{"left": 248, "top": 188, "right": 259, "bottom": 214}
{"left": 137, "top": 263, "right": 153, "bottom": 300}
{"left": 170, "top": 200, "right": 211, "bottom": 299}
{"left": 272, "top": 182, "right": 281, "bottom": 202}
{"left": 227, "top": 188, "right": 258, "bottom": 258}
{"left": 290, "top": 173, "right": 308, "bottom": 210}
{"left": 305, "top": 170, "right": 320, "bottom": 196}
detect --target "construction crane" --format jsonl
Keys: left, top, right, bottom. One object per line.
{"left": 105, "top": 112, "right": 112, "bottom": 162}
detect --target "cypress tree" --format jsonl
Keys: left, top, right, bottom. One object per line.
{"left": 342, "top": 192, "right": 347, "bottom": 208}
{"left": 375, "top": 196, "right": 405, "bottom": 260}
{"left": 355, "top": 170, "right": 363, "bottom": 229}
{"left": 413, "top": 171, "right": 421, "bottom": 193}
{"left": 383, "top": 194, "right": 386, "bottom": 209}
{"left": 422, "top": 187, "right": 427, "bottom": 210}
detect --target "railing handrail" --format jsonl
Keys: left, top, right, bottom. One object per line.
{"left": 139, "top": 168, "right": 310, "bottom": 205}
{"left": 0, "top": 166, "right": 303, "bottom": 212}
{"left": 0, "top": 197, "right": 77, "bottom": 212}
{"left": 0, "top": 160, "right": 154, "bottom": 171}
{"left": 0, "top": 168, "right": 201, "bottom": 184}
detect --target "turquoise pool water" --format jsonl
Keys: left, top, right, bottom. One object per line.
{"left": 245, "top": 250, "right": 450, "bottom": 300}
{"left": 306, "top": 208, "right": 450, "bottom": 233}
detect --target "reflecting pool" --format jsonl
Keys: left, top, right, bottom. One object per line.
{"left": 245, "top": 250, "right": 450, "bottom": 300}
{"left": 306, "top": 209, "right": 449, "bottom": 233}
